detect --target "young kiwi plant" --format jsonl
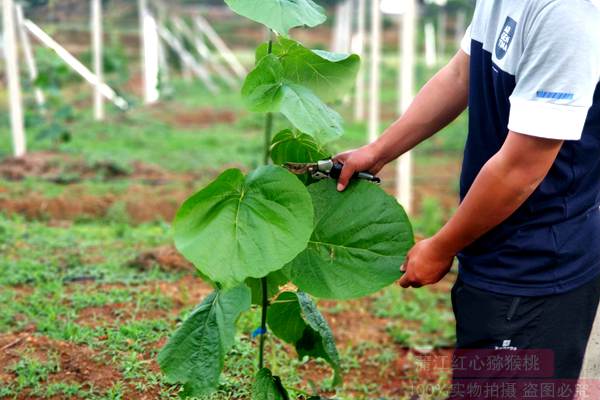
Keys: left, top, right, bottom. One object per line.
{"left": 157, "top": 1, "right": 415, "bottom": 398}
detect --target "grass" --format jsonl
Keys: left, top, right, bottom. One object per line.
{"left": 0, "top": 46, "right": 465, "bottom": 398}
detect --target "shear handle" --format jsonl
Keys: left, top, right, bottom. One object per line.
{"left": 329, "top": 162, "right": 381, "bottom": 184}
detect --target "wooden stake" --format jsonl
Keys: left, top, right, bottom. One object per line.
{"left": 3, "top": 0, "right": 26, "bottom": 157}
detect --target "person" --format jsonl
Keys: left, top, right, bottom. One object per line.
{"left": 334, "top": 0, "right": 600, "bottom": 396}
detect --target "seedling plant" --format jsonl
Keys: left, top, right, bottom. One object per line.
{"left": 157, "top": 1, "right": 415, "bottom": 398}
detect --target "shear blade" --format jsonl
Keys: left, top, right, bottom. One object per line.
{"left": 284, "top": 162, "right": 314, "bottom": 174}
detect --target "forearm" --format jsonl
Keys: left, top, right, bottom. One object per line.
{"left": 432, "top": 133, "right": 563, "bottom": 256}
{"left": 371, "top": 52, "right": 469, "bottom": 164}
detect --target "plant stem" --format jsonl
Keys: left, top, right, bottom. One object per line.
{"left": 258, "top": 276, "right": 268, "bottom": 369}
{"left": 259, "top": 31, "right": 275, "bottom": 370}
{"left": 263, "top": 113, "right": 273, "bottom": 165}
{"left": 263, "top": 35, "right": 275, "bottom": 165}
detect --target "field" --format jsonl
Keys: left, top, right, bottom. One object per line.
{"left": 0, "top": 20, "right": 469, "bottom": 398}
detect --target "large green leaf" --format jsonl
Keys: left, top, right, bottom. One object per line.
{"left": 257, "top": 37, "right": 361, "bottom": 102}
{"left": 241, "top": 55, "right": 284, "bottom": 113}
{"left": 285, "top": 180, "right": 414, "bottom": 299}
{"left": 267, "top": 291, "right": 342, "bottom": 385}
{"left": 224, "top": 0, "right": 326, "bottom": 36}
{"left": 252, "top": 368, "right": 289, "bottom": 400}
{"left": 270, "top": 129, "right": 329, "bottom": 165}
{"left": 158, "top": 285, "right": 251, "bottom": 396}
{"left": 270, "top": 129, "right": 329, "bottom": 184}
{"left": 242, "top": 57, "right": 343, "bottom": 142}
{"left": 173, "top": 165, "right": 314, "bottom": 287}
{"left": 279, "top": 83, "right": 343, "bottom": 143}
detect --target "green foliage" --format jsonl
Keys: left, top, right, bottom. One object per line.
{"left": 278, "top": 83, "right": 343, "bottom": 143}
{"left": 285, "top": 180, "right": 414, "bottom": 299}
{"left": 242, "top": 54, "right": 343, "bottom": 142}
{"left": 268, "top": 292, "right": 341, "bottom": 384}
{"left": 413, "top": 197, "right": 446, "bottom": 237}
{"left": 158, "top": 285, "right": 251, "bottom": 396}
{"left": 160, "top": 0, "right": 415, "bottom": 397}
{"left": 252, "top": 368, "right": 289, "bottom": 400}
{"left": 270, "top": 129, "right": 329, "bottom": 183}
{"left": 270, "top": 130, "right": 329, "bottom": 165}
{"left": 256, "top": 37, "right": 360, "bottom": 102}
{"left": 173, "top": 166, "right": 314, "bottom": 286}
{"left": 224, "top": 0, "right": 326, "bottom": 35}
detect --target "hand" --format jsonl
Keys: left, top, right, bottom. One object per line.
{"left": 398, "top": 237, "right": 455, "bottom": 288}
{"left": 333, "top": 144, "right": 386, "bottom": 191}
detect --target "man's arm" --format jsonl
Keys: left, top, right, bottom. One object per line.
{"left": 335, "top": 50, "right": 470, "bottom": 191}
{"left": 399, "top": 132, "right": 563, "bottom": 288}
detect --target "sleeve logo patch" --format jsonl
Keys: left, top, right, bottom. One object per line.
{"left": 495, "top": 16, "right": 517, "bottom": 60}
{"left": 536, "top": 91, "right": 575, "bottom": 100}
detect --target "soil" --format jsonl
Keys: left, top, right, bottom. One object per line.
{"left": 165, "top": 108, "right": 238, "bottom": 128}
{"left": 0, "top": 333, "right": 123, "bottom": 398}
{"left": 0, "top": 185, "right": 191, "bottom": 224}
{"left": 128, "top": 245, "right": 195, "bottom": 273}
{"left": 0, "top": 151, "right": 181, "bottom": 184}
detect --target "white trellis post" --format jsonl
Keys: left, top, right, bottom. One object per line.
{"left": 157, "top": 25, "right": 219, "bottom": 94}
{"left": 24, "top": 19, "right": 128, "bottom": 110}
{"left": 342, "top": 0, "right": 353, "bottom": 53}
{"left": 454, "top": 10, "right": 466, "bottom": 49}
{"left": 4, "top": 0, "right": 26, "bottom": 157}
{"left": 368, "top": 0, "right": 381, "bottom": 143}
{"left": 91, "top": 0, "right": 104, "bottom": 119}
{"left": 15, "top": 3, "right": 45, "bottom": 114}
{"left": 172, "top": 16, "right": 237, "bottom": 89}
{"left": 138, "top": 0, "right": 160, "bottom": 103}
{"left": 193, "top": 15, "right": 246, "bottom": 79}
{"left": 424, "top": 21, "right": 437, "bottom": 67}
{"left": 396, "top": 0, "right": 417, "bottom": 214}
{"left": 332, "top": 2, "right": 342, "bottom": 51}
{"left": 437, "top": 8, "right": 447, "bottom": 58}
{"left": 353, "top": 0, "right": 366, "bottom": 121}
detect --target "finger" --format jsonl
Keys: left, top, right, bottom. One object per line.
{"left": 332, "top": 150, "right": 353, "bottom": 163}
{"left": 337, "top": 161, "right": 355, "bottom": 191}
{"left": 398, "top": 273, "right": 411, "bottom": 288}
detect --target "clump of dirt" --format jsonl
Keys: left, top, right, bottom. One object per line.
{"left": 0, "top": 333, "right": 122, "bottom": 398}
{"left": 0, "top": 151, "right": 176, "bottom": 184}
{"left": 148, "top": 275, "right": 214, "bottom": 309}
{"left": 128, "top": 245, "right": 194, "bottom": 273}
{"left": 168, "top": 109, "right": 237, "bottom": 128}
{"left": 0, "top": 193, "right": 113, "bottom": 220}
{"left": 0, "top": 185, "right": 191, "bottom": 224}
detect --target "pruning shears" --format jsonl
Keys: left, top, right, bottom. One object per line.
{"left": 284, "top": 159, "right": 381, "bottom": 184}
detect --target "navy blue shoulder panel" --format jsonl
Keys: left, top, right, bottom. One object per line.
{"left": 457, "top": 40, "right": 600, "bottom": 296}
